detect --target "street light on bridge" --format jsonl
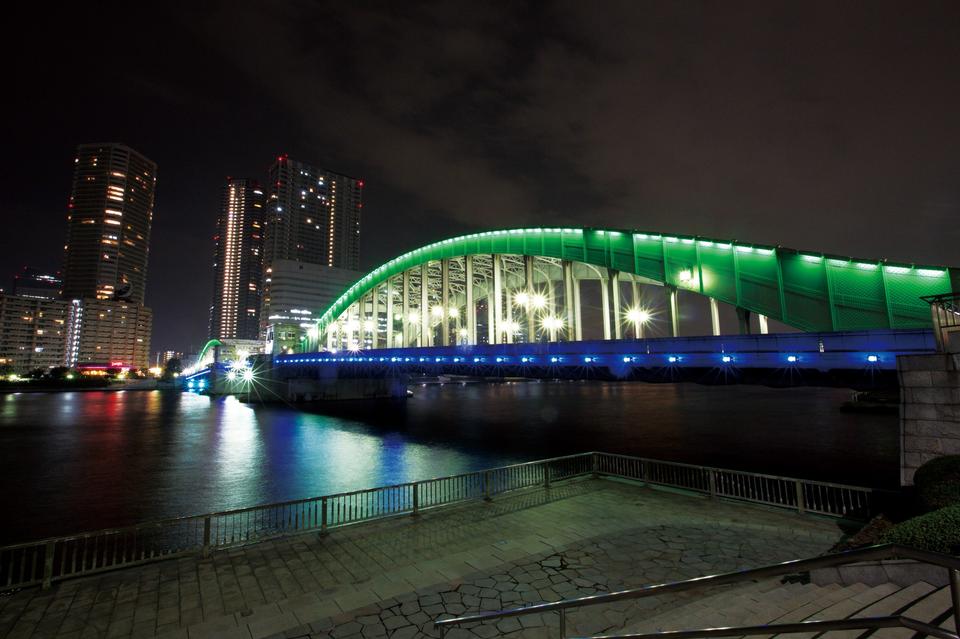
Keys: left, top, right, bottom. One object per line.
{"left": 625, "top": 307, "right": 652, "bottom": 338}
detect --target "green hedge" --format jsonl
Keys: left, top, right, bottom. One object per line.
{"left": 880, "top": 503, "right": 960, "bottom": 554}
{"left": 914, "top": 455, "right": 960, "bottom": 512}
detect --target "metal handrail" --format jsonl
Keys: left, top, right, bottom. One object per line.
{"left": 574, "top": 615, "right": 959, "bottom": 639}
{"left": 435, "top": 544, "right": 960, "bottom": 637}
{"left": 0, "top": 452, "right": 877, "bottom": 591}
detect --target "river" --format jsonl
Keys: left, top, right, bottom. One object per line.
{"left": 0, "top": 381, "right": 897, "bottom": 544}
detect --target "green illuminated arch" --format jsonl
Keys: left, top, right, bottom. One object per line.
{"left": 317, "top": 227, "right": 957, "bottom": 335}
{"left": 194, "top": 339, "right": 222, "bottom": 368}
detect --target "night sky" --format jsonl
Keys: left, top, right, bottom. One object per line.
{"left": 3, "top": 1, "right": 959, "bottom": 354}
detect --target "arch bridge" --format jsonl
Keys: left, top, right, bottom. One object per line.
{"left": 308, "top": 228, "right": 956, "bottom": 352}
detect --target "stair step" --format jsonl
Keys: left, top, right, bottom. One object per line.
{"left": 810, "top": 581, "right": 936, "bottom": 639}
{"left": 871, "top": 585, "right": 957, "bottom": 639}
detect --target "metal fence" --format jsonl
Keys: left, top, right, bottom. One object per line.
{"left": 0, "top": 452, "right": 874, "bottom": 591}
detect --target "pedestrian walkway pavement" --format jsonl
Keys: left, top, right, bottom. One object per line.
{"left": 0, "top": 477, "right": 844, "bottom": 639}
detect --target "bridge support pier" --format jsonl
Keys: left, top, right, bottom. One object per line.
{"left": 667, "top": 285, "right": 680, "bottom": 337}
{"left": 385, "top": 281, "right": 394, "bottom": 348}
{"left": 710, "top": 298, "right": 721, "bottom": 336}
{"left": 610, "top": 270, "right": 622, "bottom": 340}
{"left": 601, "top": 274, "right": 612, "bottom": 340}
{"left": 737, "top": 307, "right": 752, "bottom": 335}
{"left": 420, "top": 262, "right": 429, "bottom": 347}
{"left": 492, "top": 254, "right": 503, "bottom": 345}
{"left": 465, "top": 256, "right": 475, "bottom": 344}
{"left": 441, "top": 259, "right": 450, "bottom": 347}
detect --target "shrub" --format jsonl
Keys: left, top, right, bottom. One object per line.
{"left": 879, "top": 503, "right": 960, "bottom": 554}
{"left": 914, "top": 455, "right": 960, "bottom": 512}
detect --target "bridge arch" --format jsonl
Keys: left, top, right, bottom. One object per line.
{"left": 309, "top": 228, "right": 956, "bottom": 351}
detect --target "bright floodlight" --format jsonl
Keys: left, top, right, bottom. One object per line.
{"left": 531, "top": 293, "right": 547, "bottom": 309}
{"left": 458, "top": 328, "right": 469, "bottom": 337}
{"left": 448, "top": 307, "right": 459, "bottom": 318}
{"left": 722, "top": 355, "right": 732, "bottom": 363}
{"left": 505, "top": 320, "right": 520, "bottom": 333}
{"left": 407, "top": 312, "right": 420, "bottom": 324}
{"left": 242, "top": 369, "right": 254, "bottom": 382}
{"left": 679, "top": 269, "right": 693, "bottom": 282}
{"left": 514, "top": 291, "right": 530, "bottom": 307}
{"left": 431, "top": 305, "right": 444, "bottom": 318}
{"left": 235, "top": 349, "right": 250, "bottom": 363}
{"left": 542, "top": 316, "right": 564, "bottom": 330}
{"left": 787, "top": 355, "right": 798, "bottom": 363}
{"left": 626, "top": 308, "right": 651, "bottom": 324}
{"left": 867, "top": 354, "right": 879, "bottom": 363}
{"left": 227, "top": 371, "right": 237, "bottom": 381}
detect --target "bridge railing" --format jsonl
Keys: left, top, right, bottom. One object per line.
{"left": 0, "top": 452, "right": 874, "bottom": 591}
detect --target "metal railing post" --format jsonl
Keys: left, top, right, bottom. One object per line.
{"left": 641, "top": 459, "right": 649, "bottom": 484}
{"left": 559, "top": 608, "right": 567, "bottom": 637}
{"left": 708, "top": 469, "right": 717, "bottom": 500}
{"left": 795, "top": 481, "right": 806, "bottom": 514}
{"left": 42, "top": 541, "right": 55, "bottom": 589}
{"left": 591, "top": 452, "right": 599, "bottom": 478}
{"left": 483, "top": 471, "right": 492, "bottom": 501}
{"left": 950, "top": 568, "right": 960, "bottom": 634}
{"left": 201, "top": 516, "right": 211, "bottom": 559}
{"left": 544, "top": 462, "right": 551, "bottom": 489}
{"left": 412, "top": 482, "right": 420, "bottom": 516}
{"left": 320, "top": 496, "right": 328, "bottom": 535}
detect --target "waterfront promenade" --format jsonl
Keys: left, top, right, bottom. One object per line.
{"left": 0, "top": 479, "right": 842, "bottom": 639}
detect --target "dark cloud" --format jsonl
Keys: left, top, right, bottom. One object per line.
{"left": 2, "top": 0, "right": 958, "bottom": 353}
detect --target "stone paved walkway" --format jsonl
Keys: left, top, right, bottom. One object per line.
{"left": 0, "top": 478, "right": 844, "bottom": 639}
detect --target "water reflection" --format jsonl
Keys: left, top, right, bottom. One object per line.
{"left": 0, "top": 382, "right": 896, "bottom": 544}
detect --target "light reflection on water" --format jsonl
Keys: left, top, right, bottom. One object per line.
{"left": 0, "top": 382, "right": 896, "bottom": 544}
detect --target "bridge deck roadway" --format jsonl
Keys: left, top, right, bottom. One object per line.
{"left": 0, "top": 479, "right": 843, "bottom": 639}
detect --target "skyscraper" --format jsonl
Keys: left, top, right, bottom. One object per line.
{"left": 208, "top": 178, "right": 265, "bottom": 340}
{"left": 261, "top": 155, "right": 363, "bottom": 339}
{"left": 60, "top": 143, "right": 155, "bottom": 370}
{"left": 62, "top": 143, "right": 156, "bottom": 304}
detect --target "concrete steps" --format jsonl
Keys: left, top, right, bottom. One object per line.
{"left": 616, "top": 579, "right": 956, "bottom": 639}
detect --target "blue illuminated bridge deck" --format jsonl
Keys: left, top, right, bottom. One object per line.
{"left": 272, "top": 328, "right": 935, "bottom": 388}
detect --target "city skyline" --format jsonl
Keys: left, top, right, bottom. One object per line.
{"left": 3, "top": 3, "right": 960, "bottom": 354}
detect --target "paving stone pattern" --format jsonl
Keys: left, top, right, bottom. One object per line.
{"left": 0, "top": 478, "right": 843, "bottom": 639}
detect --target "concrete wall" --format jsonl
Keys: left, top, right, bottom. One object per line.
{"left": 898, "top": 352, "right": 960, "bottom": 485}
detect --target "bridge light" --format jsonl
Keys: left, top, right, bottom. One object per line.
{"left": 721, "top": 355, "right": 733, "bottom": 363}
{"left": 626, "top": 308, "right": 651, "bottom": 324}
{"left": 227, "top": 371, "right": 237, "bottom": 381}
{"left": 514, "top": 291, "right": 530, "bottom": 307}
{"left": 867, "top": 354, "right": 879, "bottom": 363}
{"left": 458, "top": 328, "right": 469, "bottom": 338}
{"left": 678, "top": 269, "right": 693, "bottom": 282}
{"left": 583, "top": 356, "right": 594, "bottom": 363}
{"left": 623, "top": 356, "right": 634, "bottom": 363}
{"left": 187, "top": 380, "right": 195, "bottom": 389}
{"left": 668, "top": 356, "right": 679, "bottom": 363}
{"left": 521, "top": 356, "right": 530, "bottom": 363}
{"left": 495, "top": 357, "right": 504, "bottom": 363}
{"left": 787, "top": 355, "right": 798, "bottom": 363}
{"left": 550, "top": 356, "right": 560, "bottom": 363}
{"left": 242, "top": 369, "right": 254, "bottom": 382}
{"left": 531, "top": 293, "right": 547, "bottom": 309}
{"left": 431, "top": 305, "right": 445, "bottom": 318}
{"left": 197, "top": 380, "right": 206, "bottom": 390}
{"left": 363, "top": 320, "right": 375, "bottom": 331}
{"left": 407, "top": 312, "right": 419, "bottom": 324}
{"left": 448, "top": 307, "right": 459, "bottom": 318}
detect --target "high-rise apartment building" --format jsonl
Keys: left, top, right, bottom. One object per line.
{"left": 63, "top": 143, "right": 156, "bottom": 304}
{"left": 71, "top": 300, "right": 152, "bottom": 370}
{"left": 208, "top": 178, "right": 265, "bottom": 340}
{"left": 263, "top": 155, "right": 362, "bottom": 271}
{"left": 261, "top": 155, "right": 363, "bottom": 338}
{"left": 0, "top": 295, "right": 72, "bottom": 373}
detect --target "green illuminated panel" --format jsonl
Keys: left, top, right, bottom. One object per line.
{"left": 316, "top": 227, "right": 956, "bottom": 336}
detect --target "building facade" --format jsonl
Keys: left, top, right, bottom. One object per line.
{"left": 208, "top": 178, "right": 265, "bottom": 340}
{"left": 63, "top": 143, "right": 157, "bottom": 304}
{"left": 12, "top": 267, "right": 62, "bottom": 300}
{"left": 265, "top": 260, "right": 362, "bottom": 353}
{"left": 0, "top": 295, "right": 72, "bottom": 373}
{"left": 71, "top": 299, "right": 152, "bottom": 370}
{"left": 261, "top": 156, "right": 362, "bottom": 338}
